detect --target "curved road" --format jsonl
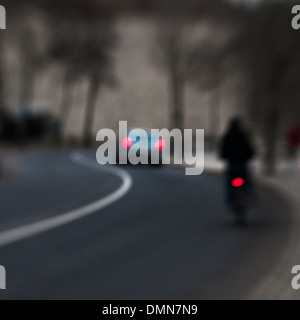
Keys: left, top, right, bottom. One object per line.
{"left": 0, "top": 151, "right": 292, "bottom": 299}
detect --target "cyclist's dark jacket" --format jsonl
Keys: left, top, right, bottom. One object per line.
{"left": 220, "top": 123, "right": 254, "bottom": 164}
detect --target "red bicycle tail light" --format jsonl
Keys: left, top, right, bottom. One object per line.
{"left": 155, "top": 139, "right": 166, "bottom": 151}
{"left": 232, "top": 178, "right": 244, "bottom": 188}
{"left": 122, "top": 137, "right": 132, "bottom": 149}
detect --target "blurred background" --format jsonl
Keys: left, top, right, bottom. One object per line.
{"left": 0, "top": 0, "right": 300, "bottom": 300}
{"left": 0, "top": 0, "right": 299, "bottom": 172}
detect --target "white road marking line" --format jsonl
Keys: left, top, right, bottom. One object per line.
{"left": 0, "top": 153, "right": 133, "bottom": 248}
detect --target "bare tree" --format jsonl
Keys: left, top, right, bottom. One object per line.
{"left": 187, "top": 29, "right": 233, "bottom": 149}
{"left": 152, "top": 0, "right": 232, "bottom": 133}
{"left": 48, "top": 19, "right": 83, "bottom": 134}
{"left": 155, "top": 18, "right": 187, "bottom": 131}
{"left": 80, "top": 21, "right": 117, "bottom": 146}
{"left": 234, "top": 1, "right": 300, "bottom": 174}
{"left": 6, "top": 3, "right": 48, "bottom": 112}
{"left": 45, "top": 0, "right": 118, "bottom": 144}
{"left": 0, "top": 39, "right": 6, "bottom": 113}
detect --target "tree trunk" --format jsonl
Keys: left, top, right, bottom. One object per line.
{"left": 208, "top": 83, "right": 221, "bottom": 150}
{"left": 0, "top": 39, "right": 5, "bottom": 112}
{"left": 59, "top": 69, "right": 74, "bottom": 140}
{"left": 19, "top": 29, "right": 36, "bottom": 112}
{"left": 262, "top": 60, "right": 285, "bottom": 176}
{"left": 19, "top": 63, "right": 36, "bottom": 111}
{"left": 263, "top": 101, "right": 280, "bottom": 175}
{"left": 83, "top": 75, "right": 100, "bottom": 146}
{"left": 169, "top": 61, "right": 184, "bottom": 131}
{"left": 262, "top": 79, "right": 282, "bottom": 176}
{"left": 165, "top": 28, "right": 185, "bottom": 132}
{"left": 18, "top": 55, "right": 36, "bottom": 143}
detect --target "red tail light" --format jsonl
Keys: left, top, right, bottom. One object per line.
{"left": 122, "top": 137, "right": 132, "bottom": 149}
{"left": 155, "top": 139, "right": 166, "bottom": 151}
{"left": 232, "top": 178, "right": 244, "bottom": 188}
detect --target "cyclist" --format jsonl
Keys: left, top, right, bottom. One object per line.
{"left": 220, "top": 117, "right": 255, "bottom": 210}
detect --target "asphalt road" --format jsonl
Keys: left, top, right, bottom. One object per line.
{"left": 0, "top": 151, "right": 292, "bottom": 299}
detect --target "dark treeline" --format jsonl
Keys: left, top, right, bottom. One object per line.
{"left": 0, "top": 0, "right": 299, "bottom": 174}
